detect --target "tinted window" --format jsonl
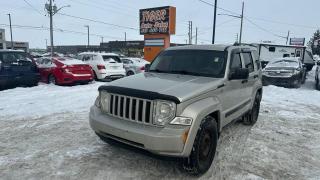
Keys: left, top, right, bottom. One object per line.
{"left": 230, "top": 53, "right": 242, "bottom": 70}
{"left": 103, "top": 56, "right": 121, "bottom": 63}
{"left": 0, "top": 52, "right": 27, "bottom": 63}
{"left": 269, "top": 47, "right": 276, "bottom": 52}
{"left": 242, "top": 53, "right": 254, "bottom": 72}
{"left": 150, "top": 50, "right": 227, "bottom": 78}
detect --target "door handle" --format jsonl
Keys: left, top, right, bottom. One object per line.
{"left": 242, "top": 80, "right": 248, "bottom": 84}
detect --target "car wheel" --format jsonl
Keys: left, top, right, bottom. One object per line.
{"left": 182, "top": 116, "right": 218, "bottom": 175}
{"left": 126, "top": 71, "right": 135, "bottom": 76}
{"left": 316, "top": 78, "right": 320, "bottom": 90}
{"left": 243, "top": 93, "right": 261, "bottom": 125}
{"left": 48, "top": 74, "right": 57, "bottom": 85}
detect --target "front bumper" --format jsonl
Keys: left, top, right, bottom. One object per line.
{"left": 262, "top": 75, "right": 300, "bottom": 87}
{"left": 89, "top": 106, "right": 188, "bottom": 157}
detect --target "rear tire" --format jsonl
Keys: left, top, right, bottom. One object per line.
{"left": 182, "top": 116, "right": 218, "bottom": 175}
{"left": 48, "top": 74, "right": 57, "bottom": 85}
{"left": 243, "top": 93, "right": 261, "bottom": 125}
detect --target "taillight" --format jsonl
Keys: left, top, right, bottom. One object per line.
{"left": 140, "top": 66, "right": 145, "bottom": 71}
{"left": 97, "top": 65, "right": 105, "bottom": 70}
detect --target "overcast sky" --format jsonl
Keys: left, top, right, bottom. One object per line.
{"left": 0, "top": 0, "right": 319, "bottom": 48}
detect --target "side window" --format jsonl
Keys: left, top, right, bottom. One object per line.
{"left": 242, "top": 52, "right": 254, "bottom": 73}
{"left": 269, "top": 47, "right": 276, "bottom": 52}
{"left": 230, "top": 53, "right": 242, "bottom": 70}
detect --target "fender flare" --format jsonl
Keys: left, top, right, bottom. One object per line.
{"left": 180, "top": 96, "right": 222, "bottom": 157}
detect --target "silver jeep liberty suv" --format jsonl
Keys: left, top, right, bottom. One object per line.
{"left": 89, "top": 44, "right": 263, "bottom": 175}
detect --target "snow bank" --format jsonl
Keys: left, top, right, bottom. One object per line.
{"left": 0, "top": 82, "right": 105, "bottom": 120}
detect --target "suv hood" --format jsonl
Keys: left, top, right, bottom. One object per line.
{"left": 101, "top": 72, "right": 225, "bottom": 102}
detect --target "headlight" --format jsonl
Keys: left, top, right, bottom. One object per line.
{"left": 100, "top": 92, "right": 110, "bottom": 112}
{"left": 94, "top": 94, "right": 101, "bottom": 108}
{"left": 153, "top": 100, "right": 176, "bottom": 126}
{"left": 170, "top": 117, "right": 193, "bottom": 126}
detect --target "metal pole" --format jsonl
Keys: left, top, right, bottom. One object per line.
{"left": 7, "top": 14, "right": 13, "bottom": 49}
{"left": 212, "top": 0, "right": 217, "bottom": 44}
{"left": 190, "top": 21, "right": 193, "bottom": 44}
{"left": 49, "top": 0, "right": 54, "bottom": 56}
{"left": 196, "top": 27, "right": 198, "bottom": 45}
{"left": 125, "top": 32, "right": 127, "bottom": 42}
{"left": 45, "top": 39, "right": 48, "bottom": 48}
{"left": 286, "top": 31, "right": 290, "bottom": 45}
{"left": 239, "top": 1, "right": 244, "bottom": 44}
{"left": 188, "top": 21, "right": 190, "bottom": 44}
{"left": 101, "top": 36, "right": 104, "bottom": 43}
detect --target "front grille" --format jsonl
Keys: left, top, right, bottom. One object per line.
{"left": 108, "top": 93, "right": 153, "bottom": 124}
{"left": 267, "top": 71, "right": 292, "bottom": 77}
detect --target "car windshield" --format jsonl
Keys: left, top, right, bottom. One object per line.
{"left": 149, "top": 50, "right": 227, "bottom": 78}
{"left": 0, "top": 52, "right": 28, "bottom": 63}
{"left": 269, "top": 60, "right": 298, "bottom": 67}
{"left": 102, "top": 56, "right": 121, "bottom": 63}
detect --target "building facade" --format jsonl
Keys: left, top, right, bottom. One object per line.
{"left": 0, "top": 29, "right": 6, "bottom": 50}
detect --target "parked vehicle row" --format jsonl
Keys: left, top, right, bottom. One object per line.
{"left": 0, "top": 50, "right": 150, "bottom": 90}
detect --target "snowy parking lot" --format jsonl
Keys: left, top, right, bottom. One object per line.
{"left": 1, "top": 72, "right": 320, "bottom": 180}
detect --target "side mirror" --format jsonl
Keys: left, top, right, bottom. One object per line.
{"left": 229, "top": 68, "right": 249, "bottom": 80}
{"left": 145, "top": 64, "right": 150, "bottom": 72}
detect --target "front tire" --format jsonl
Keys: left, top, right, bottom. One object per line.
{"left": 48, "top": 74, "right": 57, "bottom": 85}
{"left": 243, "top": 93, "right": 261, "bottom": 125}
{"left": 182, "top": 116, "right": 218, "bottom": 175}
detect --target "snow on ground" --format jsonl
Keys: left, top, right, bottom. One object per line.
{"left": 0, "top": 82, "right": 105, "bottom": 120}
{"left": 1, "top": 71, "right": 320, "bottom": 179}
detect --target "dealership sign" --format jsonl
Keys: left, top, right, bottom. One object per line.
{"left": 140, "top": 6, "right": 176, "bottom": 35}
{"left": 289, "top": 38, "right": 305, "bottom": 46}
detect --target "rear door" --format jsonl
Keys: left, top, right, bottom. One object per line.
{"left": 38, "top": 58, "right": 55, "bottom": 82}
{"left": 241, "top": 50, "right": 258, "bottom": 101}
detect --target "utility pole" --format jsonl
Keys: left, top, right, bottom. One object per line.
{"left": 188, "top": 21, "right": 190, "bottom": 44}
{"left": 188, "top": 21, "right": 193, "bottom": 44}
{"left": 286, "top": 30, "right": 290, "bottom": 45}
{"left": 196, "top": 27, "right": 198, "bottom": 45}
{"left": 212, "top": 0, "right": 217, "bottom": 44}
{"left": 239, "top": 1, "right": 244, "bottom": 44}
{"left": 124, "top": 32, "right": 127, "bottom": 42}
{"left": 7, "top": 13, "right": 13, "bottom": 50}
{"left": 45, "top": 39, "right": 48, "bottom": 49}
{"left": 84, "top": 25, "right": 89, "bottom": 48}
{"left": 45, "top": 1, "right": 70, "bottom": 56}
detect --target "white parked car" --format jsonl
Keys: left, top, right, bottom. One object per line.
{"left": 121, "top": 57, "right": 150, "bottom": 76}
{"left": 78, "top": 52, "right": 126, "bottom": 81}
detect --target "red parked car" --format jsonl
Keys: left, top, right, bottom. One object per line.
{"left": 37, "top": 57, "right": 94, "bottom": 85}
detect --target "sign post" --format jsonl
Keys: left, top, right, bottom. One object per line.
{"left": 140, "top": 6, "right": 176, "bottom": 62}
{"left": 289, "top": 38, "right": 305, "bottom": 46}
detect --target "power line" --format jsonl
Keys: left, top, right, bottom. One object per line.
{"left": 23, "top": 0, "right": 44, "bottom": 15}
{"left": 244, "top": 17, "right": 287, "bottom": 39}
{"left": 57, "top": 13, "right": 138, "bottom": 31}
{"left": 0, "top": 23, "right": 124, "bottom": 40}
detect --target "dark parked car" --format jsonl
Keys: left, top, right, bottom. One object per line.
{"left": 315, "top": 59, "right": 320, "bottom": 90}
{"left": 262, "top": 57, "right": 306, "bottom": 88}
{"left": 0, "top": 50, "right": 40, "bottom": 90}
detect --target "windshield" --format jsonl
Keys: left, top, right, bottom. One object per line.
{"left": 149, "top": 50, "right": 227, "bottom": 78}
{"left": 0, "top": 52, "right": 28, "bottom": 63}
{"left": 269, "top": 60, "right": 298, "bottom": 67}
{"left": 102, "top": 56, "right": 121, "bottom": 63}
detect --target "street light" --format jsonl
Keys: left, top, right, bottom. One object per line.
{"left": 218, "top": 1, "right": 244, "bottom": 44}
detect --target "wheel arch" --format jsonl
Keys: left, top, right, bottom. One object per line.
{"left": 179, "top": 97, "right": 222, "bottom": 157}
